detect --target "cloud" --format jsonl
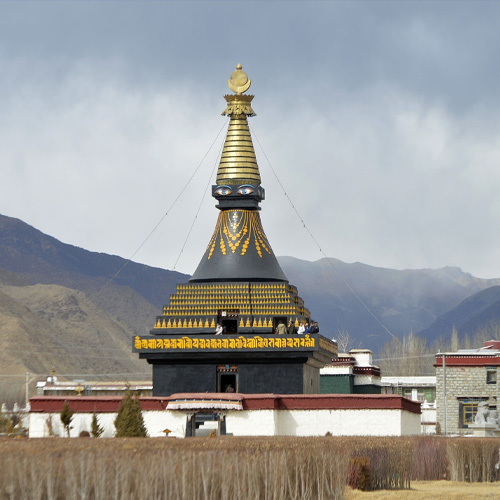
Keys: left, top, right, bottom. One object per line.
{"left": 1, "top": 2, "right": 500, "bottom": 279}
{"left": 257, "top": 83, "right": 500, "bottom": 278}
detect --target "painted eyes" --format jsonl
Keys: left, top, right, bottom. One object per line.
{"left": 215, "top": 185, "right": 255, "bottom": 196}
{"left": 215, "top": 186, "right": 232, "bottom": 196}
{"left": 237, "top": 185, "right": 254, "bottom": 195}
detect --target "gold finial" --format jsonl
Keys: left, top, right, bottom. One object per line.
{"left": 227, "top": 63, "right": 251, "bottom": 94}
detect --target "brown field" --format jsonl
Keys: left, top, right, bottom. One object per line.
{"left": 347, "top": 481, "right": 500, "bottom": 499}
{"left": 0, "top": 436, "right": 499, "bottom": 499}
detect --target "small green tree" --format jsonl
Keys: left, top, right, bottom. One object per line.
{"left": 114, "top": 389, "right": 147, "bottom": 437}
{"left": 60, "top": 401, "right": 74, "bottom": 437}
{"left": 0, "top": 414, "right": 9, "bottom": 434}
{"left": 90, "top": 412, "right": 104, "bottom": 438}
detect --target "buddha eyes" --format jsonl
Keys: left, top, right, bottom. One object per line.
{"left": 215, "top": 186, "right": 232, "bottom": 195}
{"left": 215, "top": 185, "right": 255, "bottom": 196}
{"left": 237, "top": 185, "right": 254, "bottom": 195}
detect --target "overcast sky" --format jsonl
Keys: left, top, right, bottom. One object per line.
{"left": 1, "top": 1, "right": 500, "bottom": 279}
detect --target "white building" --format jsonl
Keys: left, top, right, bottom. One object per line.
{"left": 320, "top": 349, "right": 381, "bottom": 394}
{"left": 29, "top": 393, "right": 421, "bottom": 438}
{"left": 381, "top": 376, "right": 436, "bottom": 434}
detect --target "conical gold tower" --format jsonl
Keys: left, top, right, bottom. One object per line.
{"left": 190, "top": 64, "right": 285, "bottom": 281}
{"left": 152, "top": 64, "right": 311, "bottom": 334}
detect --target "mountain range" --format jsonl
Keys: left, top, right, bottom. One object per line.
{"left": 1, "top": 212, "right": 500, "bottom": 392}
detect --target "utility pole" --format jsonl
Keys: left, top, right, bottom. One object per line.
{"left": 25, "top": 372, "right": 30, "bottom": 408}
{"left": 443, "top": 354, "right": 447, "bottom": 435}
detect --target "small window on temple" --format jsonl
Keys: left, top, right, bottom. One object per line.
{"left": 487, "top": 367, "right": 497, "bottom": 385}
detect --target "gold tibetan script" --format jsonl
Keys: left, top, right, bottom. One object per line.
{"left": 134, "top": 335, "right": 315, "bottom": 351}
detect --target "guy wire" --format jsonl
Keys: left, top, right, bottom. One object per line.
{"left": 250, "top": 124, "right": 400, "bottom": 343}
{"left": 95, "top": 119, "right": 228, "bottom": 297}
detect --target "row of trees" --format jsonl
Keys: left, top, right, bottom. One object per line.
{"left": 337, "top": 324, "right": 500, "bottom": 377}
{"left": 59, "top": 388, "right": 147, "bottom": 438}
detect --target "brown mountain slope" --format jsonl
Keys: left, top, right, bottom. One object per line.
{"left": 0, "top": 283, "right": 150, "bottom": 379}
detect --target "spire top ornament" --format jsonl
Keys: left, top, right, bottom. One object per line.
{"left": 223, "top": 63, "right": 255, "bottom": 117}
{"left": 227, "top": 63, "right": 252, "bottom": 94}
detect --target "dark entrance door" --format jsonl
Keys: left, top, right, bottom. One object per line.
{"left": 273, "top": 316, "right": 288, "bottom": 332}
{"left": 219, "top": 373, "right": 237, "bottom": 393}
{"left": 222, "top": 318, "right": 238, "bottom": 333}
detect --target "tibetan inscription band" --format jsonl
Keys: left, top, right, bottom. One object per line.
{"left": 133, "top": 334, "right": 316, "bottom": 352}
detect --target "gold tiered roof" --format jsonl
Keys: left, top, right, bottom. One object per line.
{"left": 216, "top": 114, "right": 260, "bottom": 185}
{"left": 153, "top": 282, "right": 310, "bottom": 333}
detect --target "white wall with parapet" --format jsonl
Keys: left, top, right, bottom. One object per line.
{"left": 30, "top": 412, "right": 117, "bottom": 438}
{"left": 353, "top": 375, "right": 381, "bottom": 386}
{"left": 225, "top": 410, "right": 277, "bottom": 436}
{"left": 30, "top": 407, "right": 421, "bottom": 438}
{"left": 399, "top": 408, "right": 422, "bottom": 435}
{"left": 350, "top": 349, "right": 373, "bottom": 366}
{"left": 276, "top": 409, "right": 418, "bottom": 436}
{"left": 143, "top": 411, "right": 178, "bottom": 437}
{"left": 223, "top": 408, "right": 420, "bottom": 437}
{"left": 320, "top": 365, "right": 353, "bottom": 375}
{"left": 160, "top": 412, "right": 187, "bottom": 438}
{"left": 421, "top": 403, "right": 437, "bottom": 434}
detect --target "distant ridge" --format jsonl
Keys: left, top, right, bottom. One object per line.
{"left": 277, "top": 256, "right": 500, "bottom": 349}
{"left": 1, "top": 212, "right": 500, "bottom": 381}
{"left": 419, "top": 285, "right": 500, "bottom": 342}
{"left": 0, "top": 214, "right": 189, "bottom": 308}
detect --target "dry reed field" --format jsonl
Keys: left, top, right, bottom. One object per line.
{"left": 0, "top": 436, "right": 499, "bottom": 500}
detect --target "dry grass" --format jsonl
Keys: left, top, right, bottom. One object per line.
{"left": 347, "top": 480, "right": 500, "bottom": 499}
{"left": 1, "top": 436, "right": 499, "bottom": 500}
{"left": 0, "top": 437, "right": 349, "bottom": 500}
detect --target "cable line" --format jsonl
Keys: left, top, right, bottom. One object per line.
{"left": 171, "top": 122, "right": 226, "bottom": 272}
{"left": 251, "top": 124, "right": 400, "bottom": 343}
{"left": 95, "top": 119, "right": 228, "bottom": 296}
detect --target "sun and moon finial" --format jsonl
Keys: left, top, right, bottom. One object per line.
{"left": 227, "top": 63, "right": 251, "bottom": 94}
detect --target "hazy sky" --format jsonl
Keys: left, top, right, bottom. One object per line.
{"left": 2, "top": 1, "right": 500, "bottom": 279}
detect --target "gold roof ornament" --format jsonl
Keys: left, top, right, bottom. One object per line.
{"left": 222, "top": 63, "right": 256, "bottom": 117}
{"left": 227, "top": 63, "right": 251, "bottom": 94}
{"left": 218, "top": 63, "right": 259, "bottom": 185}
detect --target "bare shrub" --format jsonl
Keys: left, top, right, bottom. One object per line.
{"left": 447, "top": 438, "right": 500, "bottom": 482}
{"left": 347, "top": 457, "right": 371, "bottom": 491}
{"left": 348, "top": 437, "right": 413, "bottom": 489}
{"left": 0, "top": 437, "right": 350, "bottom": 500}
{"left": 9, "top": 435, "right": 500, "bottom": 499}
{"left": 411, "top": 435, "right": 448, "bottom": 480}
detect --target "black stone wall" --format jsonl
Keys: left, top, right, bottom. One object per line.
{"left": 151, "top": 361, "right": 319, "bottom": 396}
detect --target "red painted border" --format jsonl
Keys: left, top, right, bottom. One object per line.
{"left": 434, "top": 356, "right": 500, "bottom": 367}
{"left": 353, "top": 367, "right": 381, "bottom": 376}
{"left": 30, "top": 394, "right": 420, "bottom": 414}
{"left": 30, "top": 396, "right": 168, "bottom": 413}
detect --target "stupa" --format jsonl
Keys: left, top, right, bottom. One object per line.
{"left": 134, "top": 64, "right": 337, "bottom": 396}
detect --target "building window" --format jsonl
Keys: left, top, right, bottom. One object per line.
{"left": 458, "top": 398, "right": 489, "bottom": 428}
{"left": 487, "top": 367, "right": 497, "bottom": 385}
{"left": 424, "top": 388, "right": 436, "bottom": 403}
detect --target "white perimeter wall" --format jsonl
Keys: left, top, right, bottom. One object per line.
{"left": 30, "top": 408, "right": 421, "bottom": 438}
{"left": 225, "top": 410, "right": 277, "bottom": 437}
{"left": 29, "top": 411, "right": 181, "bottom": 438}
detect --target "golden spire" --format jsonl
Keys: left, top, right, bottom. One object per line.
{"left": 217, "top": 63, "right": 260, "bottom": 186}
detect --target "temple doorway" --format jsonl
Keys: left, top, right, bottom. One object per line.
{"left": 273, "top": 316, "right": 288, "bottom": 332}
{"left": 218, "top": 373, "right": 238, "bottom": 393}
{"left": 222, "top": 318, "right": 238, "bottom": 334}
